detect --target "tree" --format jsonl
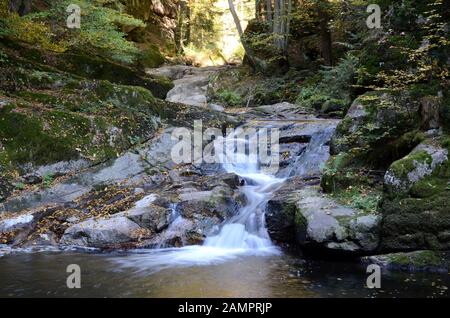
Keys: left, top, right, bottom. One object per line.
{"left": 257, "top": 0, "right": 292, "bottom": 53}
{"left": 0, "top": 0, "right": 146, "bottom": 64}
{"left": 228, "top": 0, "right": 265, "bottom": 70}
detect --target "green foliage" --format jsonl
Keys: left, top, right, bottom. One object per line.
{"left": 296, "top": 53, "right": 358, "bottom": 114}
{"left": 139, "top": 45, "right": 165, "bottom": 68}
{"left": 0, "top": 0, "right": 145, "bottom": 64}
{"left": 14, "top": 182, "right": 25, "bottom": 190}
{"left": 359, "top": 0, "right": 449, "bottom": 90}
{"left": 216, "top": 89, "right": 242, "bottom": 107}
{"left": 42, "top": 174, "right": 54, "bottom": 188}
{"left": 331, "top": 185, "right": 381, "bottom": 214}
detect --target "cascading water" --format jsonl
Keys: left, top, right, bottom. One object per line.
{"left": 112, "top": 125, "right": 283, "bottom": 272}
{"left": 204, "top": 129, "right": 284, "bottom": 251}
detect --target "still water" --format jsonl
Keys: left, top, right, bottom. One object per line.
{"left": 0, "top": 249, "right": 449, "bottom": 298}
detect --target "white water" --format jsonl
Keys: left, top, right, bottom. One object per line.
{"left": 112, "top": 127, "right": 284, "bottom": 272}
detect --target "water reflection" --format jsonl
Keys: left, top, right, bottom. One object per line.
{"left": 0, "top": 251, "right": 449, "bottom": 298}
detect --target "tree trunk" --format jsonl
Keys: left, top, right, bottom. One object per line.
{"left": 319, "top": 17, "right": 333, "bottom": 66}
{"left": 227, "top": 0, "right": 264, "bottom": 71}
{"left": 284, "top": 0, "right": 292, "bottom": 51}
{"left": 266, "top": 0, "right": 272, "bottom": 26}
{"left": 273, "top": 0, "right": 281, "bottom": 48}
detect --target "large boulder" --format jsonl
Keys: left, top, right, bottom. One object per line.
{"left": 330, "top": 91, "right": 421, "bottom": 167}
{"left": 380, "top": 138, "right": 450, "bottom": 251}
{"left": 266, "top": 179, "right": 381, "bottom": 254}
{"left": 384, "top": 140, "right": 448, "bottom": 197}
{"left": 60, "top": 216, "right": 147, "bottom": 248}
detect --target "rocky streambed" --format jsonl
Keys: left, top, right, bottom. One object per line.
{"left": 0, "top": 66, "right": 449, "bottom": 297}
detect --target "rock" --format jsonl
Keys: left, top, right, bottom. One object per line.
{"left": 208, "top": 103, "right": 225, "bottom": 112}
{"left": 0, "top": 207, "right": 57, "bottom": 245}
{"left": 0, "top": 213, "right": 35, "bottom": 234}
{"left": 22, "top": 174, "right": 43, "bottom": 185}
{"left": 330, "top": 91, "right": 421, "bottom": 165}
{"left": 61, "top": 216, "right": 147, "bottom": 248}
{"left": 286, "top": 125, "right": 337, "bottom": 178}
{"left": 119, "top": 203, "right": 172, "bottom": 233}
{"left": 146, "top": 65, "right": 191, "bottom": 80}
{"left": 380, "top": 138, "right": 450, "bottom": 251}
{"left": 165, "top": 66, "right": 222, "bottom": 107}
{"left": 384, "top": 140, "right": 448, "bottom": 196}
{"left": 266, "top": 177, "right": 305, "bottom": 243}
{"left": 0, "top": 177, "right": 13, "bottom": 202}
{"left": 420, "top": 96, "right": 442, "bottom": 130}
{"left": 363, "top": 250, "right": 450, "bottom": 272}
{"left": 266, "top": 182, "right": 381, "bottom": 254}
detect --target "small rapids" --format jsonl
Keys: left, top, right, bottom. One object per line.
{"left": 112, "top": 127, "right": 284, "bottom": 273}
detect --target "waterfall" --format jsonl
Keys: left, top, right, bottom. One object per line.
{"left": 111, "top": 125, "right": 283, "bottom": 272}
{"left": 204, "top": 129, "right": 284, "bottom": 250}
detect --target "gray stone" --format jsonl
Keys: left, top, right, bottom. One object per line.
{"left": 384, "top": 140, "right": 448, "bottom": 195}
{"left": 266, "top": 183, "right": 381, "bottom": 254}
{"left": 61, "top": 216, "right": 145, "bottom": 248}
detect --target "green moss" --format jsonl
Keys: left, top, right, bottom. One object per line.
{"left": 139, "top": 45, "right": 165, "bottom": 68}
{"left": 386, "top": 251, "right": 442, "bottom": 267}
{"left": 329, "top": 185, "right": 382, "bottom": 214}
{"left": 389, "top": 150, "right": 433, "bottom": 177}
{"left": 0, "top": 107, "right": 79, "bottom": 166}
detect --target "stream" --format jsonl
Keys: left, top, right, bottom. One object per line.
{"left": 1, "top": 66, "right": 449, "bottom": 298}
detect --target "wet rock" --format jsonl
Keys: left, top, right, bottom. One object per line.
{"left": 266, "top": 177, "right": 305, "bottom": 243}
{"left": 61, "top": 216, "right": 147, "bottom": 248}
{"left": 267, "top": 183, "right": 381, "bottom": 254}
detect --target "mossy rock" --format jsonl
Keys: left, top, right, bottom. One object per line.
{"left": 138, "top": 45, "right": 165, "bottom": 68}
{"left": 0, "top": 38, "right": 173, "bottom": 99}
{"left": 0, "top": 177, "right": 14, "bottom": 202}
{"left": 330, "top": 91, "right": 422, "bottom": 169}
{"left": 58, "top": 53, "right": 173, "bottom": 99}
{"left": 380, "top": 139, "right": 450, "bottom": 251}
{"left": 320, "top": 153, "right": 377, "bottom": 193}
{"left": 365, "top": 250, "right": 450, "bottom": 272}
{"left": 384, "top": 140, "right": 448, "bottom": 197}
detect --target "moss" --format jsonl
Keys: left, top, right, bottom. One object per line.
{"left": 330, "top": 185, "right": 382, "bottom": 215}
{"left": 208, "top": 65, "right": 303, "bottom": 107}
{"left": 389, "top": 150, "right": 433, "bottom": 177}
{"left": 0, "top": 107, "right": 79, "bottom": 166}
{"left": 321, "top": 98, "right": 347, "bottom": 114}
{"left": 410, "top": 175, "right": 448, "bottom": 198}
{"left": 386, "top": 251, "right": 443, "bottom": 267}
{"left": 138, "top": 45, "right": 165, "bottom": 68}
